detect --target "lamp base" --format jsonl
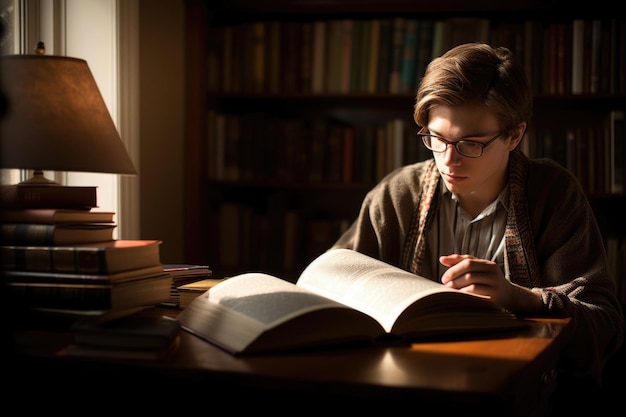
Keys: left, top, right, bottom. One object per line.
{"left": 18, "top": 170, "right": 60, "bottom": 186}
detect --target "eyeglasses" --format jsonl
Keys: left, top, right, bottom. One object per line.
{"left": 417, "top": 127, "right": 502, "bottom": 158}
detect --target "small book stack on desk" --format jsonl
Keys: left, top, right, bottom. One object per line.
{"left": 0, "top": 184, "right": 172, "bottom": 326}
{"left": 58, "top": 313, "right": 182, "bottom": 360}
{"left": 161, "top": 263, "right": 216, "bottom": 308}
{"left": 176, "top": 276, "right": 224, "bottom": 308}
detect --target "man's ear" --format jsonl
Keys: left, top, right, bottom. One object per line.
{"left": 508, "top": 122, "right": 527, "bottom": 150}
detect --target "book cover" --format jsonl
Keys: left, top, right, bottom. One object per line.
{"left": 375, "top": 18, "right": 392, "bottom": 93}
{"left": 415, "top": 19, "right": 433, "bottom": 85}
{"left": 164, "top": 264, "right": 212, "bottom": 277}
{"left": 5, "top": 264, "right": 166, "bottom": 285}
{"left": 177, "top": 278, "right": 225, "bottom": 308}
{"left": 265, "top": 20, "right": 281, "bottom": 94}
{"left": 8, "top": 273, "right": 172, "bottom": 311}
{"left": 249, "top": 21, "right": 266, "bottom": 93}
{"left": 1, "top": 223, "right": 116, "bottom": 245}
{"left": 0, "top": 239, "right": 163, "bottom": 274}
{"left": 610, "top": 110, "right": 625, "bottom": 193}
{"left": 349, "top": 19, "right": 364, "bottom": 93}
{"left": 388, "top": 17, "right": 405, "bottom": 93}
{"left": 399, "top": 18, "right": 418, "bottom": 93}
{"left": 324, "top": 19, "right": 343, "bottom": 93}
{"left": 357, "top": 19, "right": 372, "bottom": 93}
{"left": 300, "top": 21, "right": 314, "bottom": 94}
{"left": 311, "top": 20, "right": 327, "bottom": 94}
{"left": 445, "top": 17, "right": 490, "bottom": 49}
{"left": 367, "top": 18, "right": 380, "bottom": 94}
{"left": 0, "top": 208, "right": 115, "bottom": 224}
{"left": 163, "top": 264, "right": 214, "bottom": 306}
{"left": 571, "top": 19, "right": 585, "bottom": 94}
{"left": 177, "top": 249, "right": 528, "bottom": 355}
{"left": 0, "top": 184, "right": 98, "bottom": 209}
{"left": 281, "top": 20, "right": 302, "bottom": 94}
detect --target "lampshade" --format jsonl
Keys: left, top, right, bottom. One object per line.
{"left": 0, "top": 54, "right": 137, "bottom": 180}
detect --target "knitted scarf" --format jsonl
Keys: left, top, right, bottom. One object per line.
{"left": 401, "top": 149, "right": 539, "bottom": 287}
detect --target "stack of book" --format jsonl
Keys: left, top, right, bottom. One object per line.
{"left": 176, "top": 276, "right": 224, "bottom": 309}
{"left": 58, "top": 314, "right": 181, "bottom": 360}
{"left": 0, "top": 183, "right": 172, "bottom": 325}
{"left": 162, "top": 264, "right": 215, "bottom": 307}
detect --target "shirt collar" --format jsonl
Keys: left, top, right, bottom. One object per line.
{"left": 439, "top": 181, "right": 511, "bottom": 217}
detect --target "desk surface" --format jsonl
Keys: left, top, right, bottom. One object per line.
{"left": 10, "top": 307, "right": 571, "bottom": 413}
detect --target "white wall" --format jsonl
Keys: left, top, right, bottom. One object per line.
{"left": 63, "top": 0, "right": 126, "bottom": 237}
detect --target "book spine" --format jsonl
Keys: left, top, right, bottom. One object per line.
{"left": 0, "top": 185, "right": 97, "bottom": 209}
{"left": 1, "top": 246, "right": 109, "bottom": 274}
{"left": 8, "top": 282, "right": 113, "bottom": 310}
{"left": 400, "top": 19, "right": 418, "bottom": 93}
{"left": 311, "top": 20, "right": 327, "bottom": 94}
{"left": 610, "top": 110, "right": 625, "bottom": 194}
{"left": 367, "top": 19, "right": 380, "bottom": 94}
{"left": 376, "top": 18, "right": 392, "bottom": 93}
{"left": 1, "top": 224, "right": 55, "bottom": 245}
{"left": 300, "top": 21, "right": 314, "bottom": 94}
{"left": 388, "top": 17, "right": 405, "bottom": 94}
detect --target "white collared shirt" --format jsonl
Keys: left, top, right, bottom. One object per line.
{"left": 423, "top": 182, "right": 509, "bottom": 280}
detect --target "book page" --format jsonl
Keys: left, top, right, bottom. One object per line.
{"left": 207, "top": 272, "right": 353, "bottom": 325}
{"left": 296, "top": 248, "right": 469, "bottom": 332}
{"left": 177, "top": 272, "right": 384, "bottom": 353}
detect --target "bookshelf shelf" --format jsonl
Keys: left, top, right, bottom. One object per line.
{"left": 184, "top": 0, "right": 626, "bottom": 291}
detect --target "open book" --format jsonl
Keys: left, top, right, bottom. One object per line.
{"left": 177, "top": 249, "right": 529, "bottom": 355}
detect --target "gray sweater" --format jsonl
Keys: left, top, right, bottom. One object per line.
{"left": 332, "top": 149, "right": 624, "bottom": 385}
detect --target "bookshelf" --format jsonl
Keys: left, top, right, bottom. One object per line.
{"left": 183, "top": 0, "right": 626, "bottom": 290}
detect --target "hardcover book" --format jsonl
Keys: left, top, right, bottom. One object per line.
{"left": 4, "top": 264, "right": 166, "bottom": 284}
{"left": 8, "top": 272, "right": 172, "bottom": 311}
{"left": 1, "top": 239, "right": 162, "bottom": 274}
{"left": 177, "top": 249, "right": 529, "bottom": 355}
{"left": 0, "top": 184, "right": 98, "bottom": 209}
{"left": 163, "top": 264, "right": 214, "bottom": 306}
{"left": 1, "top": 223, "right": 116, "bottom": 245}
{"left": 177, "top": 278, "right": 225, "bottom": 309}
{"left": 0, "top": 208, "right": 115, "bottom": 224}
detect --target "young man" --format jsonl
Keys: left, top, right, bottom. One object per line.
{"left": 331, "top": 43, "right": 623, "bottom": 394}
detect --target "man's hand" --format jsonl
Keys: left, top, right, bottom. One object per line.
{"left": 439, "top": 254, "right": 542, "bottom": 314}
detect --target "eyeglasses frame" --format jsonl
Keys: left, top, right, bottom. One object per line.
{"left": 417, "top": 127, "right": 503, "bottom": 158}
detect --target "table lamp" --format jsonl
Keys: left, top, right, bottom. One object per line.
{"left": 0, "top": 45, "right": 137, "bottom": 185}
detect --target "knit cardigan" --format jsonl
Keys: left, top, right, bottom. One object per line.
{"left": 332, "top": 149, "right": 624, "bottom": 385}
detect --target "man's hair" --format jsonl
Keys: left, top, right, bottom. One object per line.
{"left": 414, "top": 42, "right": 533, "bottom": 137}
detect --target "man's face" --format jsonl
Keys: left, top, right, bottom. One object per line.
{"left": 426, "top": 104, "right": 516, "bottom": 212}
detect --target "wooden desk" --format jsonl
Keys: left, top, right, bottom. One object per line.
{"left": 9, "top": 307, "right": 571, "bottom": 415}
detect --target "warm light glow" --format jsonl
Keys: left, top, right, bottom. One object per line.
{"left": 0, "top": 54, "right": 137, "bottom": 182}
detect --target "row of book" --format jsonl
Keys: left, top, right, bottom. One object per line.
{"left": 207, "top": 17, "right": 626, "bottom": 97}
{"left": 208, "top": 111, "right": 431, "bottom": 186}
{"left": 524, "top": 110, "right": 625, "bottom": 195}
{"left": 207, "top": 109, "right": 626, "bottom": 195}
{"left": 217, "top": 200, "right": 352, "bottom": 278}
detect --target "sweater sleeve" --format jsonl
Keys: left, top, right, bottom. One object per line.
{"left": 526, "top": 159, "right": 624, "bottom": 385}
